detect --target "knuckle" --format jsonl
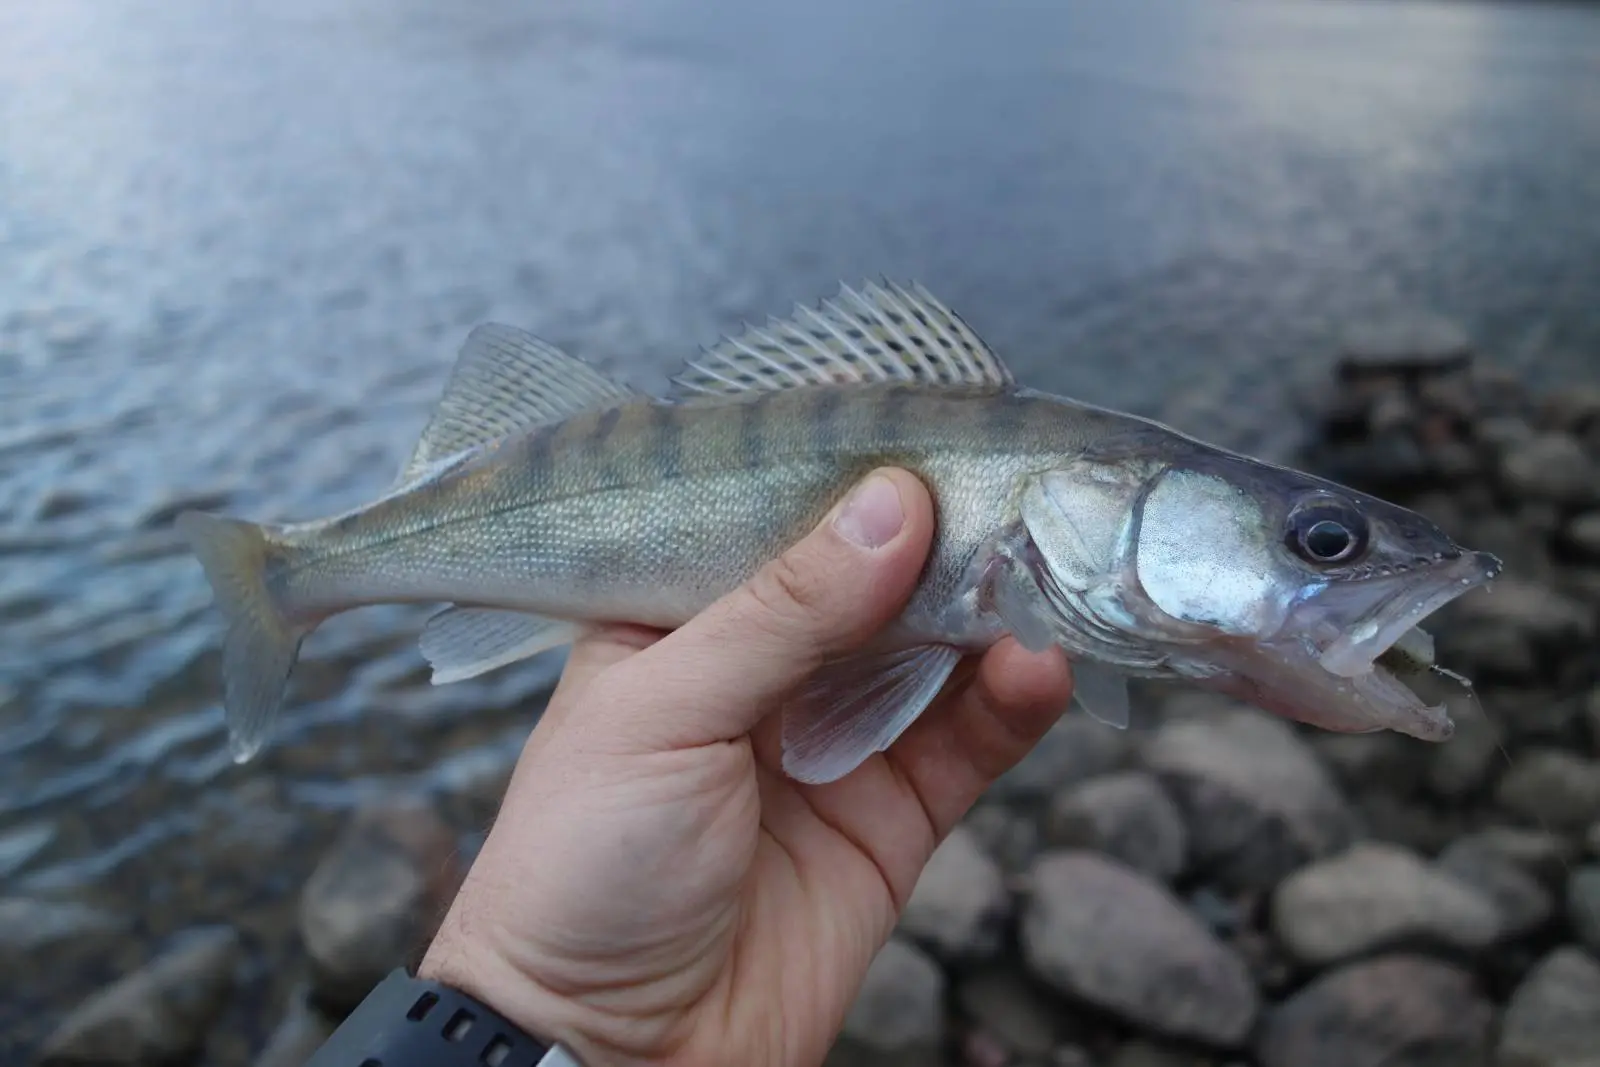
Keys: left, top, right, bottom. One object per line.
{"left": 746, "top": 550, "right": 829, "bottom": 631}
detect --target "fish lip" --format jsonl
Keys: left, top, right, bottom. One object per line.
{"left": 1317, "top": 549, "right": 1503, "bottom": 679}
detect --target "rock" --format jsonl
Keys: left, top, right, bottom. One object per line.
{"left": 1142, "top": 709, "right": 1355, "bottom": 891}
{"left": 1565, "top": 512, "right": 1600, "bottom": 559}
{"left": 1255, "top": 955, "right": 1492, "bottom": 1067}
{"left": 955, "top": 967, "right": 1068, "bottom": 1059}
{"left": 1270, "top": 842, "right": 1502, "bottom": 968}
{"left": 1426, "top": 709, "right": 1505, "bottom": 800}
{"left": 1495, "top": 749, "right": 1600, "bottom": 833}
{"left": 1437, "top": 837, "right": 1555, "bottom": 939}
{"left": 1570, "top": 867, "right": 1600, "bottom": 955}
{"left": 299, "top": 796, "right": 465, "bottom": 1011}
{"left": 1500, "top": 433, "right": 1598, "bottom": 506}
{"left": 1021, "top": 850, "right": 1258, "bottom": 1047}
{"left": 1106, "top": 1041, "right": 1214, "bottom": 1067}
{"left": 1311, "top": 732, "right": 1427, "bottom": 794}
{"left": 1452, "top": 827, "right": 1577, "bottom": 888}
{"left": 252, "top": 986, "right": 338, "bottom": 1067}
{"left": 1498, "top": 946, "right": 1600, "bottom": 1067}
{"left": 1354, "top": 791, "right": 1467, "bottom": 855}
{"left": 35, "top": 925, "right": 241, "bottom": 1066}
{"left": 834, "top": 937, "right": 944, "bottom": 1064}
{"left": 1441, "top": 579, "right": 1595, "bottom": 682}
{"left": 0, "top": 820, "right": 55, "bottom": 879}
{"left": 1044, "top": 771, "right": 1187, "bottom": 883}
{"left": 962, "top": 802, "right": 1041, "bottom": 874}
{"left": 990, "top": 714, "right": 1132, "bottom": 804}
{"left": 900, "top": 824, "right": 1010, "bottom": 960}
{"left": 0, "top": 897, "right": 124, "bottom": 955}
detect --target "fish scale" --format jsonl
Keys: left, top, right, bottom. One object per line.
{"left": 177, "top": 279, "right": 1501, "bottom": 784}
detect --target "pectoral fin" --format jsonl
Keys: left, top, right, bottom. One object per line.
{"left": 781, "top": 644, "right": 962, "bottom": 785}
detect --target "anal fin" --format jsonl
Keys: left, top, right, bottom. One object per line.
{"left": 781, "top": 644, "right": 962, "bottom": 785}
{"left": 420, "top": 606, "right": 580, "bottom": 684}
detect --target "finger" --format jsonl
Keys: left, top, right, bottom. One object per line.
{"left": 886, "top": 637, "right": 1074, "bottom": 837}
{"left": 585, "top": 468, "right": 936, "bottom": 750}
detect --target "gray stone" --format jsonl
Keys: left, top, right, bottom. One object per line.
{"left": 251, "top": 986, "right": 338, "bottom": 1067}
{"left": 1453, "top": 827, "right": 1577, "bottom": 888}
{"left": 962, "top": 802, "right": 1041, "bottom": 874}
{"left": 1570, "top": 867, "right": 1600, "bottom": 955}
{"left": 1450, "top": 578, "right": 1596, "bottom": 662}
{"left": 1338, "top": 312, "right": 1472, "bottom": 370}
{"left": 1141, "top": 709, "right": 1355, "bottom": 891}
{"left": 1044, "top": 771, "right": 1187, "bottom": 883}
{"left": 1567, "top": 513, "right": 1600, "bottom": 559}
{"left": 1021, "top": 850, "right": 1258, "bottom": 1047}
{"left": 1496, "top": 749, "right": 1600, "bottom": 833}
{"left": 1255, "top": 955, "right": 1492, "bottom": 1067}
{"left": 835, "top": 937, "right": 945, "bottom": 1063}
{"left": 299, "top": 796, "right": 465, "bottom": 1011}
{"left": 0, "top": 821, "right": 55, "bottom": 880}
{"left": 1426, "top": 708, "right": 1505, "bottom": 800}
{"left": 955, "top": 967, "right": 1066, "bottom": 1059}
{"left": 35, "top": 926, "right": 240, "bottom": 1066}
{"left": 0, "top": 897, "right": 124, "bottom": 956}
{"left": 1437, "top": 837, "right": 1555, "bottom": 939}
{"left": 1500, "top": 433, "right": 1599, "bottom": 505}
{"left": 990, "top": 713, "right": 1132, "bottom": 804}
{"left": 900, "top": 824, "right": 1010, "bottom": 961}
{"left": 1270, "top": 842, "right": 1502, "bottom": 968}
{"left": 1311, "top": 732, "right": 1427, "bottom": 793}
{"left": 1498, "top": 946, "right": 1600, "bottom": 1067}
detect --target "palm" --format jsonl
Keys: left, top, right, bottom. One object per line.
{"left": 490, "top": 626, "right": 1070, "bottom": 1066}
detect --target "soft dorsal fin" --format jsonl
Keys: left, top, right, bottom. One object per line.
{"left": 400, "top": 323, "right": 638, "bottom": 484}
{"left": 669, "top": 280, "right": 1015, "bottom": 398}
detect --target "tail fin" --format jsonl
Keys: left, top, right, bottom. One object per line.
{"left": 176, "top": 511, "right": 309, "bottom": 763}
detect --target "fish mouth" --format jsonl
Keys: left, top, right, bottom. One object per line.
{"left": 1317, "top": 550, "right": 1503, "bottom": 680}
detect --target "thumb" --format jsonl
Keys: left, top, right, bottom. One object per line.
{"left": 594, "top": 467, "right": 937, "bottom": 750}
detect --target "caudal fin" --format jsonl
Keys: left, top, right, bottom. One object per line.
{"left": 176, "top": 510, "right": 309, "bottom": 763}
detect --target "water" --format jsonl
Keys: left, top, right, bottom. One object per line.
{"left": 2, "top": 0, "right": 1598, "bottom": 1055}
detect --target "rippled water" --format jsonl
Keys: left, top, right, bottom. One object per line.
{"left": 3, "top": 0, "right": 1600, "bottom": 1055}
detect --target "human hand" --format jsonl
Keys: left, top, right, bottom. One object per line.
{"left": 417, "top": 468, "right": 1075, "bottom": 1067}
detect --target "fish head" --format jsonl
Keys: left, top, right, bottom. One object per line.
{"left": 1018, "top": 442, "right": 1501, "bottom": 741}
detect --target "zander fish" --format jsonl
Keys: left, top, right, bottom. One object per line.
{"left": 178, "top": 281, "right": 1501, "bottom": 783}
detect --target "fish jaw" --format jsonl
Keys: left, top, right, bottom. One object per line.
{"left": 1195, "top": 549, "right": 1502, "bottom": 741}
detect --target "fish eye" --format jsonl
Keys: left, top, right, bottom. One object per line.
{"left": 1285, "top": 498, "right": 1369, "bottom": 566}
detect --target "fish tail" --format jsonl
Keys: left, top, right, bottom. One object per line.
{"left": 176, "top": 510, "right": 313, "bottom": 764}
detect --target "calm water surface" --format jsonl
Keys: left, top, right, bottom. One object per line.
{"left": 2, "top": 0, "right": 1599, "bottom": 1055}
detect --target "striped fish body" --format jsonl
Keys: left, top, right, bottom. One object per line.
{"left": 179, "top": 281, "right": 1501, "bottom": 784}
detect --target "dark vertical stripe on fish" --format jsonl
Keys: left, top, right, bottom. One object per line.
{"left": 877, "top": 386, "right": 913, "bottom": 452}
{"left": 653, "top": 401, "right": 683, "bottom": 481}
{"left": 739, "top": 392, "right": 768, "bottom": 468}
{"left": 809, "top": 388, "right": 845, "bottom": 454}
{"left": 985, "top": 389, "right": 1027, "bottom": 444}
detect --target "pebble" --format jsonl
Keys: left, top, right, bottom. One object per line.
{"left": 1569, "top": 867, "right": 1600, "bottom": 954}
{"left": 1425, "top": 708, "right": 1505, "bottom": 800}
{"left": 298, "top": 796, "right": 466, "bottom": 1011}
{"left": 1436, "top": 836, "right": 1556, "bottom": 939}
{"left": 955, "top": 967, "right": 1068, "bottom": 1059}
{"left": 1269, "top": 842, "right": 1502, "bottom": 968}
{"left": 833, "top": 937, "right": 945, "bottom": 1065}
{"left": 1452, "top": 826, "right": 1577, "bottom": 888}
{"left": 1566, "top": 511, "right": 1600, "bottom": 559}
{"left": 1021, "top": 850, "right": 1258, "bottom": 1047}
{"left": 1337, "top": 312, "right": 1472, "bottom": 372}
{"left": 1495, "top": 748, "right": 1600, "bottom": 833}
{"left": 34, "top": 926, "right": 241, "bottom": 1066}
{"left": 899, "top": 824, "right": 1010, "bottom": 961}
{"left": 1254, "top": 955, "right": 1493, "bottom": 1067}
{"left": 1043, "top": 771, "right": 1187, "bottom": 883}
{"left": 1498, "top": 945, "right": 1600, "bottom": 1067}
{"left": 251, "top": 986, "right": 338, "bottom": 1067}
{"left": 989, "top": 714, "right": 1132, "bottom": 805}
{"left": 1500, "top": 432, "right": 1599, "bottom": 506}
{"left": 0, "top": 896, "right": 124, "bottom": 956}
{"left": 1141, "top": 709, "right": 1355, "bottom": 891}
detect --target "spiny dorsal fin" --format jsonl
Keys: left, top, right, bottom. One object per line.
{"left": 669, "top": 280, "right": 1014, "bottom": 398}
{"left": 400, "top": 323, "right": 638, "bottom": 484}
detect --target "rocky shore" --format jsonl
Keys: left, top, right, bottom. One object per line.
{"left": 22, "top": 334, "right": 1600, "bottom": 1066}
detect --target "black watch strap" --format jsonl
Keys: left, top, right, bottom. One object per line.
{"left": 304, "top": 967, "right": 580, "bottom": 1067}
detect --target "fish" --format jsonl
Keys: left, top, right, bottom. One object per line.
{"left": 177, "top": 280, "right": 1502, "bottom": 784}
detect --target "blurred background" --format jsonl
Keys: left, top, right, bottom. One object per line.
{"left": 3, "top": 0, "right": 1599, "bottom": 1064}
